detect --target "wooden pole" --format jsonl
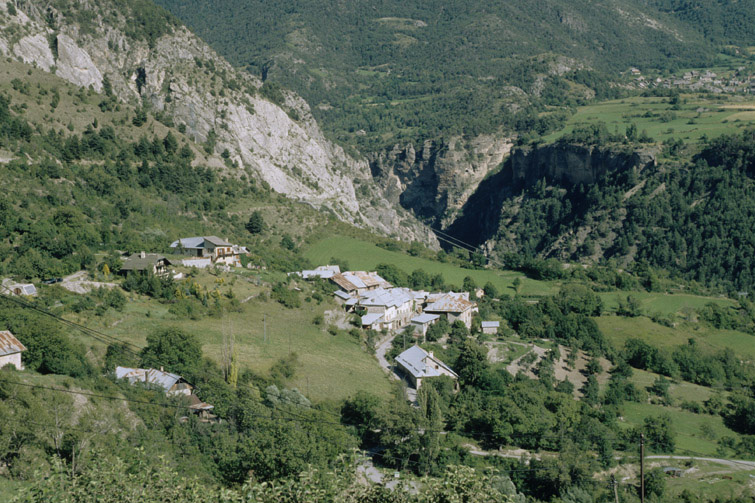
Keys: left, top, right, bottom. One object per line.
{"left": 640, "top": 433, "right": 645, "bottom": 503}
{"left": 612, "top": 475, "right": 619, "bottom": 503}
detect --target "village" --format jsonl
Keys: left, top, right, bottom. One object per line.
{"left": 625, "top": 66, "right": 755, "bottom": 94}
{"left": 0, "top": 234, "right": 507, "bottom": 417}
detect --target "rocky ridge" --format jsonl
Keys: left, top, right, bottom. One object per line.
{"left": 369, "top": 134, "right": 513, "bottom": 229}
{"left": 0, "top": 1, "right": 435, "bottom": 244}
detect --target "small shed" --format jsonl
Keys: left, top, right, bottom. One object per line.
{"left": 481, "top": 321, "right": 500, "bottom": 335}
{"left": 361, "top": 313, "right": 384, "bottom": 330}
{"left": 0, "top": 330, "right": 26, "bottom": 370}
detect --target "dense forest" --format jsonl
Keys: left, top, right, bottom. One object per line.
{"left": 154, "top": 0, "right": 732, "bottom": 150}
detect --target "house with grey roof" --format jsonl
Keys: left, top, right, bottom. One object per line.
{"left": 115, "top": 366, "right": 193, "bottom": 396}
{"left": 410, "top": 313, "right": 440, "bottom": 339}
{"left": 395, "top": 345, "right": 457, "bottom": 390}
{"left": 0, "top": 330, "right": 26, "bottom": 370}
{"left": 170, "top": 236, "right": 247, "bottom": 267}
{"left": 298, "top": 265, "right": 341, "bottom": 280}
{"left": 357, "top": 287, "right": 415, "bottom": 330}
{"left": 120, "top": 252, "right": 172, "bottom": 277}
{"left": 424, "top": 292, "right": 477, "bottom": 329}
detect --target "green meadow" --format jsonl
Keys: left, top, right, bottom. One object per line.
{"left": 542, "top": 94, "right": 755, "bottom": 145}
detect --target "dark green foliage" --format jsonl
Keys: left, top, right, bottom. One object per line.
{"left": 104, "top": 343, "right": 138, "bottom": 372}
{"left": 122, "top": 271, "right": 175, "bottom": 300}
{"left": 246, "top": 210, "right": 265, "bottom": 235}
{"left": 724, "top": 393, "right": 755, "bottom": 434}
{"left": 155, "top": 0, "right": 724, "bottom": 151}
{"left": 271, "top": 283, "right": 301, "bottom": 309}
{"left": 269, "top": 352, "right": 299, "bottom": 383}
{"left": 139, "top": 327, "right": 202, "bottom": 376}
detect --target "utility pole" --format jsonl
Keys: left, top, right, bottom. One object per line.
{"left": 640, "top": 434, "right": 645, "bottom": 503}
{"left": 263, "top": 313, "right": 267, "bottom": 343}
{"left": 611, "top": 475, "right": 619, "bottom": 503}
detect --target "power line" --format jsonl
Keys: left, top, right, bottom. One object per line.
{"left": 0, "top": 293, "right": 142, "bottom": 355}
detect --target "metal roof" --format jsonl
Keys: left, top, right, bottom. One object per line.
{"left": 361, "top": 313, "right": 384, "bottom": 326}
{"left": 0, "top": 330, "right": 26, "bottom": 356}
{"left": 395, "top": 345, "right": 457, "bottom": 380}
{"left": 331, "top": 271, "right": 391, "bottom": 291}
{"left": 333, "top": 290, "right": 352, "bottom": 300}
{"left": 120, "top": 253, "right": 170, "bottom": 271}
{"left": 424, "top": 292, "right": 475, "bottom": 313}
{"left": 358, "top": 288, "right": 414, "bottom": 309}
{"left": 481, "top": 321, "right": 500, "bottom": 328}
{"left": 170, "top": 236, "right": 233, "bottom": 249}
{"left": 411, "top": 313, "right": 440, "bottom": 324}
{"left": 115, "top": 366, "right": 183, "bottom": 392}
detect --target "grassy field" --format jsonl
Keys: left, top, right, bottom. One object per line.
{"left": 629, "top": 368, "right": 719, "bottom": 403}
{"left": 303, "top": 235, "right": 559, "bottom": 296}
{"left": 73, "top": 269, "right": 393, "bottom": 403}
{"left": 542, "top": 94, "right": 755, "bottom": 145}
{"left": 594, "top": 316, "right": 755, "bottom": 360}
{"left": 618, "top": 402, "right": 738, "bottom": 457}
{"left": 599, "top": 291, "right": 736, "bottom": 316}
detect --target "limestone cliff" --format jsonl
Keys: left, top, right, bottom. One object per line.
{"left": 0, "top": 1, "right": 434, "bottom": 244}
{"left": 509, "top": 143, "right": 657, "bottom": 187}
{"left": 369, "top": 134, "right": 513, "bottom": 228}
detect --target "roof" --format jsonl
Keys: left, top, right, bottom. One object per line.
{"left": 411, "top": 313, "right": 440, "bottom": 324}
{"left": 395, "top": 345, "right": 457, "bottom": 380}
{"left": 334, "top": 290, "right": 352, "bottom": 300}
{"left": 188, "top": 393, "right": 214, "bottom": 410}
{"left": 301, "top": 267, "right": 338, "bottom": 280}
{"left": 361, "top": 313, "right": 384, "bottom": 326}
{"left": 331, "top": 271, "right": 391, "bottom": 292}
{"left": 425, "top": 292, "right": 476, "bottom": 313}
{"left": 16, "top": 284, "right": 37, "bottom": 296}
{"left": 115, "top": 366, "right": 184, "bottom": 392}
{"left": 481, "top": 321, "right": 500, "bottom": 328}
{"left": 170, "top": 236, "right": 233, "bottom": 249}
{"left": 121, "top": 253, "right": 170, "bottom": 271}
{"left": 358, "top": 288, "right": 414, "bottom": 309}
{"left": 0, "top": 330, "right": 26, "bottom": 356}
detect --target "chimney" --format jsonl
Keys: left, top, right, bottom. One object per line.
{"left": 140, "top": 251, "right": 146, "bottom": 258}
{"left": 160, "top": 366, "right": 164, "bottom": 372}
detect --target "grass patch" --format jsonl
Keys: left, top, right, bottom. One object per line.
{"left": 594, "top": 316, "right": 755, "bottom": 360}
{"left": 541, "top": 94, "right": 755, "bottom": 145}
{"left": 598, "top": 291, "right": 736, "bottom": 316}
{"left": 76, "top": 269, "right": 392, "bottom": 403}
{"left": 302, "top": 235, "right": 558, "bottom": 296}
{"left": 618, "top": 402, "right": 737, "bottom": 457}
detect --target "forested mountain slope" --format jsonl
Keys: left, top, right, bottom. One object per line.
{"left": 155, "top": 0, "right": 740, "bottom": 150}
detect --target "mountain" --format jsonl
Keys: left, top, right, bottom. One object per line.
{"left": 153, "top": 0, "right": 740, "bottom": 150}
{"left": 0, "top": 0, "right": 434, "bottom": 244}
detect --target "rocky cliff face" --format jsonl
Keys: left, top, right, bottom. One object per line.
{"left": 369, "top": 134, "right": 513, "bottom": 228}
{"left": 509, "top": 143, "right": 657, "bottom": 186}
{"left": 0, "top": 1, "right": 435, "bottom": 244}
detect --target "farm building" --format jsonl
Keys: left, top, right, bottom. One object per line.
{"left": 170, "top": 236, "right": 247, "bottom": 267}
{"left": 424, "top": 292, "right": 477, "bottom": 329}
{"left": 120, "top": 252, "right": 172, "bottom": 277}
{"left": 0, "top": 330, "right": 26, "bottom": 370}
{"left": 395, "top": 345, "right": 458, "bottom": 390}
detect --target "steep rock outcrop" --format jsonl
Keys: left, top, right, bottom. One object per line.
{"left": 509, "top": 143, "right": 657, "bottom": 187}
{"left": 0, "top": 1, "right": 434, "bottom": 244}
{"left": 370, "top": 134, "right": 513, "bottom": 228}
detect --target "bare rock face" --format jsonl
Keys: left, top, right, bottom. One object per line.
{"left": 370, "top": 134, "right": 513, "bottom": 228}
{"left": 12, "top": 34, "right": 55, "bottom": 71}
{"left": 509, "top": 143, "right": 657, "bottom": 186}
{"left": 0, "top": 0, "right": 435, "bottom": 245}
{"left": 55, "top": 34, "right": 104, "bottom": 92}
